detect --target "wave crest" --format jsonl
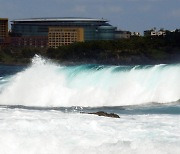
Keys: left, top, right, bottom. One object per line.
{"left": 0, "top": 56, "right": 179, "bottom": 107}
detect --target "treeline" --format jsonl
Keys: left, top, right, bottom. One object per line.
{"left": 0, "top": 47, "right": 45, "bottom": 64}
{"left": 46, "top": 36, "right": 180, "bottom": 61}
{"left": 0, "top": 35, "right": 180, "bottom": 65}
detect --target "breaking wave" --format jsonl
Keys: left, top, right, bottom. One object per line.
{"left": 0, "top": 55, "right": 179, "bottom": 107}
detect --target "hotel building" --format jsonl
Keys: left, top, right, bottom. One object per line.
{"left": 48, "top": 27, "right": 84, "bottom": 48}
{"left": 11, "top": 17, "right": 116, "bottom": 48}
{"left": 0, "top": 18, "right": 8, "bottom": 46}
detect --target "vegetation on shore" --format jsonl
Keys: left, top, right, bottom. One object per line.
{"left": 0, "top": 34, "right": 180, "bottom": 65}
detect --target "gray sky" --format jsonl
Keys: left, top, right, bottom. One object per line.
{"left": 0, "top": 0, "right": 180, "bottom": 33}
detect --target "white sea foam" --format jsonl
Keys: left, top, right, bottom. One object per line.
{"left": 0, "top": 56, "right": 180, "bottom": 154}
{"left": 0, "top": 108, "right": 180, "bottom": 154}
{"left": 0, "top": 55, "right": 179, "bottom": 107}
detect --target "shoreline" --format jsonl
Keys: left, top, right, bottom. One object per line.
{"left": 0, "top": 53, "right": 179, "bottom": 66}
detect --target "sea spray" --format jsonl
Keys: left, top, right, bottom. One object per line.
{"left": 0, "top": 55, "right": 179, "bottom": 107}
{"left": 0, "top": 107, "right": 180, "bottom": 154}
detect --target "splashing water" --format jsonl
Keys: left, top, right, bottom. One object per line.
{"left": 0, "top": 55, "right": 179, "bottom": 107}
{"left": 0, "top": 55, "right": 180, "bottom": 154}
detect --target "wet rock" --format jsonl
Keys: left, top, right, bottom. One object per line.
{"left": 88, "top": 111, "right": 120, "bottom": 118}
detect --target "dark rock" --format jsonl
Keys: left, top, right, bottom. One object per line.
{"left": 88, "top": 111, "right": 120, "bottom": 118}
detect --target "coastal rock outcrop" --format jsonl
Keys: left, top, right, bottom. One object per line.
{"left": 88, "top": 111, "right": 120, "bottom": 118}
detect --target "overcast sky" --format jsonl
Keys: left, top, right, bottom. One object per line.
{"left": 0, "top": 0, "right": 180, "bottom": 33}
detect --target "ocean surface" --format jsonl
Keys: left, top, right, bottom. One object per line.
{"left": 0, "top": 55, "right": 180, "bottom": 154}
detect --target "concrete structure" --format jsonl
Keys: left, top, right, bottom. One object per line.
{"left": 0, "top": 18, "right": 8, "bottom": 46}
{"left": 144, "top": 28, "right": 166, "bottom": 37}
{"left": 131, "top": 32, "right": 141, "bottom": 37}
{"left": 48, "top": 27, "right": 84, "bottom": 48}
{"left": 11, "top": 17, "right": 116, "bottom": 48}
{"left": 115, "top": 30, "right": 131, "bottom": 39}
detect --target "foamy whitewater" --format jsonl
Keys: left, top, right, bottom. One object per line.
{"left": 0, "top": 55, "right": 180, "bottom": 154}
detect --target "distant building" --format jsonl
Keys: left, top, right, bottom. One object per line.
{"left": 131, "top": 32, "right": 141, "bottom": 37}
{"left": 115, "top": 30, "right": 131, "bottom": 39}
{"left": 11, "top": 36, "right": 48, "bottom": 48}
{"left": 0, "top": 18, "right": 8, "bottom": 46}
{"left": 144, "top": 28, "right": 166, "bottom": 37}
{"left": 48, "top": 27, "right": 84, "bottom": 48}
{"left": 11, "top": 17, "right": 116, "bottom": 48}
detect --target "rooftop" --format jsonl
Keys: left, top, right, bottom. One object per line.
{"left": 12, "top": 17, "right": 108, "bottom": 22}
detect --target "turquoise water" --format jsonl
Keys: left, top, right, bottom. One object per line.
{"left": 0, "top": 57, "right": 179, "bottom": 114}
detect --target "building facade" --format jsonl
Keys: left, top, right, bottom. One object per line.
{"left": 115, "top": 30, "right": 131, "bottom": 39}
{"left": 48, "top": 27, "right": 84, "bottom": 48}
{"left": 11, "top": 17, "right": 116, "bottom": 48}
{"left": 131, "top": 32, "right": 141, "bottom": 37}
{"left": 11, "top": 36, "right": 48, "bottom": 48}
{"left": 0, "top": 18, "right": 8, "bottom": 46}
{"left": 144, "top": 28, "right": 166, "bottom": 37}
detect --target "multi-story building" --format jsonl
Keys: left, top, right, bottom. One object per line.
{"left": 11, "top": 17, "right": 116, "bottom": 48}
{"left": 0, "top": 18, "right": 8, "bottom": 46}
{"left": 48, "top": 27, "right": 84, "bottom": 48}
{"left": 11, "top": 36, "right": 48, "bottom": 48}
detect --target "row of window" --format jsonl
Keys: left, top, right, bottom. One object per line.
{"left": 49, "top": 42, "right": 74, "bottom": 45}
{"left": 49, "top": 35, "right": 78, "bottom": 38}
{"left": 50, "top": 29, "right": 78, "bottom": 32}
{"left": 49, "top": 40, "right": 77, "bottom": 43}
{"left": 49, "top": 42, "right": 73, "bottom": 47}
{"left": 49, "top": 32, "right": 78, "bottom": 35}
{"left": 49, "top": 36, "right": 78, "bottom": 40}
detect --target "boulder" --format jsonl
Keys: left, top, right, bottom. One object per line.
{"left": 88, "top": 111, "right": 120, "bottom": 118}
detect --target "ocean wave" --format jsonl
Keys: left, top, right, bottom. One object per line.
{"left": 0, "top": 55, "right": 179, "bottom": 107}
